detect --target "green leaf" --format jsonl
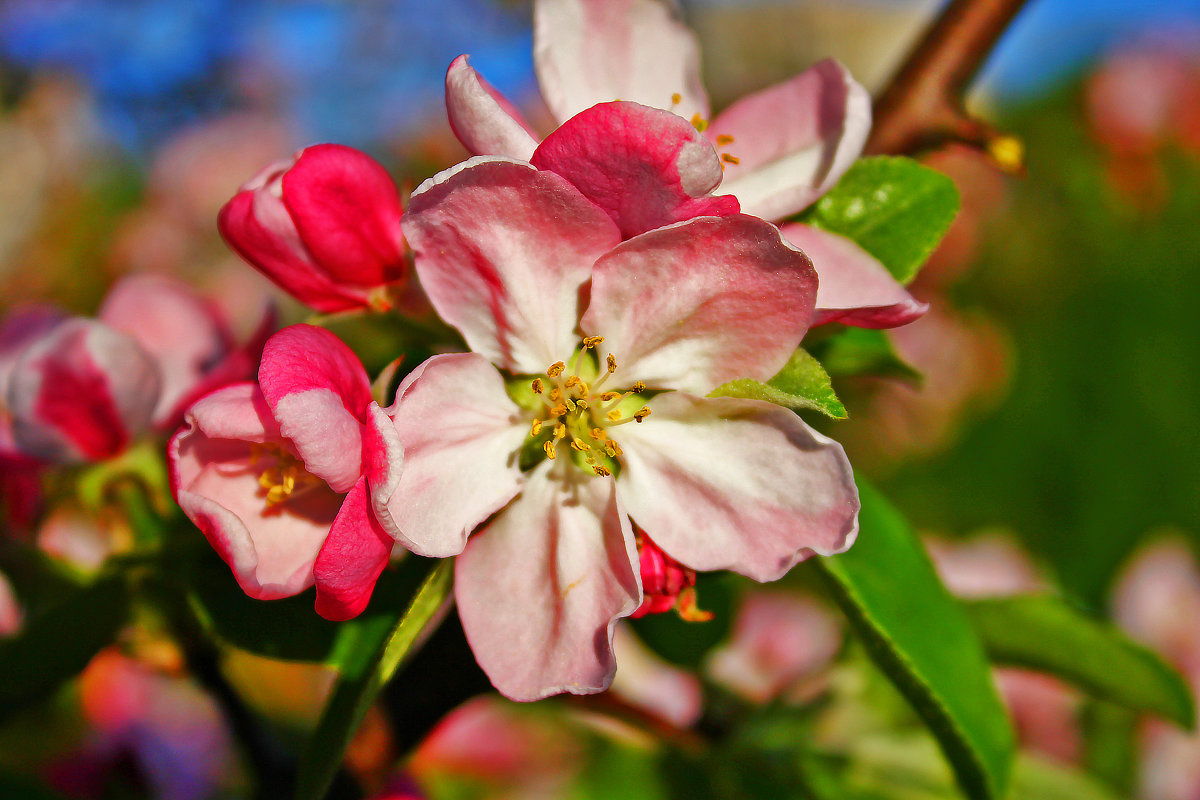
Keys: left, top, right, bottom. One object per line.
{"left": 965, "top": 594, "right": 1196, "bottom": 728}
{"left": 809, "top": 480, "right": 1014, "bottom": 800}
{"left": 0, "top": 576, "right": 129, "bottom": 720}
{"left": 802, "top": 156, "right": 960, "bottom": 284}
{"left": 711, "top": 348, "right": 846, "bottom": 419}
{"left": 814, "top": 328, "right": 921, "bottom": 382}
{"left": 295, "top": 559, "right": 454, "bottom": 800}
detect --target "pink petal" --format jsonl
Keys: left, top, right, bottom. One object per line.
{"left": 780, "top": 223, "right": 928, "bottom": 329}
{"left": 375, "top": 353, "right": 525, "bottom": 557}
{"left": 219, "top": 175, "right": 373, "bottom": 313}
{"left": 259, "top": 325, "right": 371, "bottom": 493}
{"left": 581, "top": 215, "right": 817, "bottom": 394}
{"left": 0, "top": 305, "right": 66, "bottom": 393}
{"left": 708, "top": 59, "right": 871, "bottom": 220}
{"left": 362, "top": 401, "right": 405, "bottom": 525}
{"left": 7, "top": 319, "right": 160, "bottom": 463}
{"left": 446, "top": 55, "right": 540, "bottom": 161}
{"left": 282, "top": 144, "right": 407, "bottom": 287}
{"left": 614, "top": 392, "right": 859, "bottom": 582}
{"left": 313, "top": 476, "right": 393, "bottom": 621}
{"left": 531, "top": 101, "right": 738, "bottom": 238}
{"left": 533, "top": 0, "right": 709, "bottom": 125}
{"left": 99, "top": 274, "right": 233, "bottom": 426}
{"left": 170, "top": 385, "right": 340, "bottom": 600}
{"left": 403, "top": 158, "right": 621, "bottom": 374}
{"left": 456, "top": 461, "right": 641, "bottom": 701}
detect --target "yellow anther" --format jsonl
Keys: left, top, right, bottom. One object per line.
{"left": 632, "top": 381, "right": 646, "bottom": 393}
{"left": 590, "top": 427, "right": 608, "bottom": 441}
{"left": 551, "top": 404, "right": 568, "bottom": 417}
{"left": 607, "top": 409, "right": 622, "bottom": 422}
{"left": 721, "top": 153, "right": 740, "bottom": 165}
{"left": 570, "top": 437, "right": 590, "bottom": 452}
{"left": 531, "top": 378, "right": 544, "bottom": 394}
{"left": 554, "top": 423, "right": 567, "bottom": 440}
{"left": 716, "top": 134, "right": 735, "bottom": 146}
{"left": 634, "top": 408, "right": 651, "bottom": 423}
{"left": 576, "top": 399, "right": 589, "bottom": 409}
{"left": 258, "top": 470, "right": 278, "bottom": 490}
{"left": 582, "top": 335, "right": 605, "bottom": 349}
{"left": 550, "top": 386, "right": 563, "bottom": 402}
{"left": 671, "top": 92, "right": 682, "bottom": 105}
{"left": 547, "top": 361, "right": 565, "bottom": 377}
{"left": 584, "top": 453, "right": 596, "bottom": 464}
{"left": 593, "top": 465, "right": 612, "bottom": 477}
{"left": 599, "top": 391, "right": 622, "bottom": 402}
{"left": 609, "top": 440, "right": 623, "bottom": 457}
{"left": 544, "top": 441, "right": 557, "bottom": 460}
{"left": 565, "top": 375, "right": 587, "bottom": 396}
{"left": 690, "top": 113, "right": 708, "bottom": 133}
{"left": 564, "top": 397, "right": 577, "bottom": 412}
{"left": 266, "top": 485, "right": 289, "bottom": 506}
{"left": 531, "top": 419, "right": 543, "bottom": 436}
{"left": 606, "top": 354, "right": 618, "bottom": 373}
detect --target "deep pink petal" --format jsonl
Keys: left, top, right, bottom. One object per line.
{"left": 169, "top": 385, "right": 340, "bottom": 600}
{"left": 99, "top": 274, "right": 234, "bottom": 427}
{"left": 708, "top": 59, "right": 871, "bottom": 220}
{"left": 403, "top": 158, "right": 621, "bottom": 374}
{"left": 780, "top": 223, "right": 928, "bottom": 329}
{"left": 7, "top": 319, "right": 160, "bottom": 463}
{"left": 259, "top": 325, "right": 371, "bottom": 493}
{"left": 531, "top": 101, "right": 738, "bottom": 238}
{"left": 218, "top": 177, "right": 373, "bottom": 313}
{"left": 581, "top": 215, "right": 817, "bottom": 394}
{"left": 614, "top": 393, "right": 859, "bottom": 582}
{"left": 376, "top": 353, "right": 526, "bottom": 557}
{"left": 456, "top": 461, "right": 641, "bottom": 701}
{"left": 282, "top": 144, "right": 406, "bottom": 287}
{"left": 313, "top": 476, "right": 393, "bottom": 621}
{"left": 534, "top": 0, "right": 709, "bottom": 124}
{"left": 446, "top": 55, "right": 540, "bottom": 161}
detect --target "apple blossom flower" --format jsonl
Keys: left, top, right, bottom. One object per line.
{"left": 380, "top": 157, "right": 858, "bottom": 701}
{"left": 98, "top": 273, "right": 275, "bottom": 430}
{"left": 218, "top": 143, "right": 407, "bottom": 313}
{"left": 169, "top": 324, "right": 403, "bottom": 620}
{"left": 444, "top": 0, "right": 925, "bottom": 329}
{"left": 5, "top": 317, "right": 160, "bottom": 463}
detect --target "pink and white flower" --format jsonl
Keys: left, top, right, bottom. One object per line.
{"left": 169, "top": 324, "right": 403, "bottom": 620}
{"left": 219, "top": 143, "right": 407, "bottom": 313}
{"left": 98, "top": 273, "right": 274, "bottom": 430}
{"left": 381, "top": 157, "right": 858, "bottom": 701}
{"left": 445, "top": 0, "right": 924, "bottom": 329}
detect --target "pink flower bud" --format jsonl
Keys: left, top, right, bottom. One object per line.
{"left": 218, "top": 144, "right": 407, "bottom": 313}
{"left": 6, "top": 319, "right": 160, "bottom": 463}
{"left": 630, "top": 532, "right": 712, "bottom": 621}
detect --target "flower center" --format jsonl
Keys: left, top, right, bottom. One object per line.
{"left": 525, "top": 336, "right": 650, "bottom": 478}
{"left": 249, "top": 443, "right": 323, "bottom": 511}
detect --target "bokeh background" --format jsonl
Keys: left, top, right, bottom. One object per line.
{"left": 1, "top": 0, "right": 1199, "bottom": 797}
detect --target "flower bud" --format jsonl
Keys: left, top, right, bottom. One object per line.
{"left": 218, "top": 143, "right": 406, "bottom": 313}
{"left": 630, "top": 532, "right": 712, "bottom": 621}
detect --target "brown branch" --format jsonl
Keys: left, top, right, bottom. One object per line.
{"left": 866, "top": 0, "right": 1032, "bottom": 167}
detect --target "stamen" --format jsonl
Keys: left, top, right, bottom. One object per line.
{"left": 721, "top": 153, "right": 740, "bottom": 165}
{"left": 606, "top": 354, "right": 618, "bottom": 373}
{"left": 550, "top": 386, "right": 563, "bottom": 402}
{"left": 530, "top": 419, "right": 543, "bottom": 436}
{"left": 670, "top": 92, "right": 682, "bottom": 106}
{"left": 604, "top": 441, "right": 624, "bottom": 458}
{"left": 563, "top": 397, "right": 577, "bottom": 412}
{"left": 634, "top": 408, "right": 651, "bottom": 423}
{"left": 576, "top": 399, "right": 589, "bottom": 410}
{"left": 607, "top": 409, "right": 622, "bottom": 422}
{"left": 544, "top": 441, "right": 557, "bottom": 460}
{"left": 582, "top": 335, "right": 604, "bottom": 349}
{"left": 554, "top": 423, "right": 566, "bottom": 440}
{"left": 593, "top": 465, "right": 612, "bottom": 477}
{"left": 598, "top": 391, "right": 622, "bottom": 402}
{"left": 590, "top": 427, "right": 608, "bottom": 441}
{"left": 570, "top": 438, "right": 590, "bottom": 452}
{"left": 551, "top": 404, "right": 568, "bottom": 417}
{"left": 715, "top": 134, "right": 735, "bottom": 146}
{"left": 547, "top": 361, "right": 565, "bottom": 378}
{"left": 690, "top": 113, "right": 708, "bottom": 133}
{"left": 531, "top": 378, "right": 544, "bottom": 394}
{"left": 565, "top": 375, "right": 587, "bottom": 396}
{"left": 608, "top": 407, "right": 652, "bottom": 427}
{"left": 632, "top": 381, "right": 646, "bottom": 393}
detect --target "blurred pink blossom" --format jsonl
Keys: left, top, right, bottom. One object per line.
{"left": 0, "top": 569, "right": 21, "bottom": 637}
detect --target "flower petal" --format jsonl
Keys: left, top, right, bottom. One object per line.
{"left": 282, "top": 144, "right": 407, "bottom": 287}
{"left": 531, "top": 101, "right": 738, "bottom": 239}
{"left": 170, "top": 385, "right": 340, "bottom": 600}
{"left": 456, "top": 461, "right": 641, "bottom": 701}
{"left": 313, "top": 476, "right": 394, "bottom": 621}
{"left": 258, "top": 325, "right": 371, "bottom": 493}
{"left": 218, "top": 169, "right": 373, "bottom": 313}
{"left": 376, "top": 353, "right": 525, "bottom": 557}
{"left": 534, "top": 0, "right": 708, "bottom": 124}
{"left": 403, "top": 158, "right": 621, "bottom": 374}
{"left": 98, "top": 274, "right": 233, "bottom": 427}
{"left": 614, "top": 392, "right": 859, "bottom": 582}
{"left": 780, "top": 223, "right": 928, "bottom": 329}
{"left": 7, "top": 319, "right": 160, "bottom": 463}
{"left": 581, "top": 215, "right": 816, "bottom": 394}
{"left": 446, "top": 55, "right": 540, "bottom": 161}
{"left": 708, "top": 59, "right": 871, "bottom": 220}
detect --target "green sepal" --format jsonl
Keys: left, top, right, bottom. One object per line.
{"left": 711, "top": 348, "right": 847, "bottom": 419}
